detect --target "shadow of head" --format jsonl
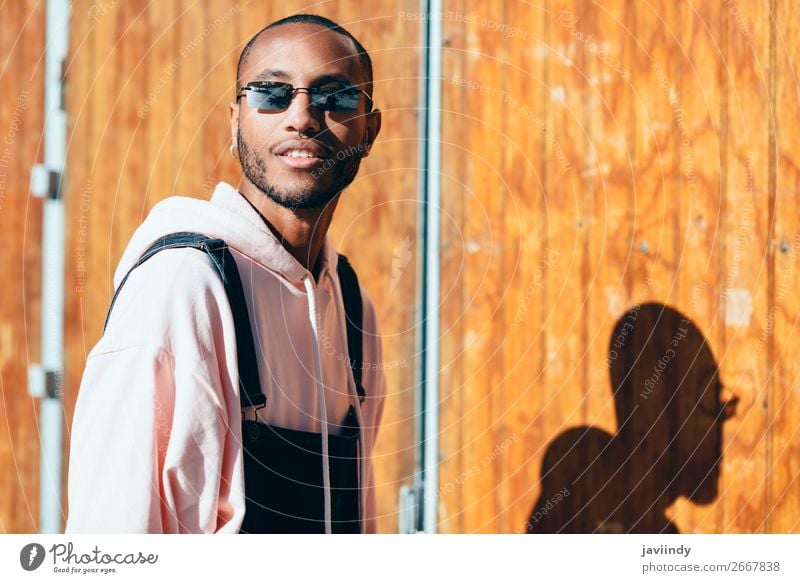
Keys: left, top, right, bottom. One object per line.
{"left": 610, "top": 303, "right": 736, "bottom": 504}
{"left": 527, "top": 303, "right": 737, "bottom": 533}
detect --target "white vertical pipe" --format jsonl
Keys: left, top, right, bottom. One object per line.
{"left": 44, "top": 0, "right": 69, "bottom": 170}
{"left": 421, "top": 0, "right": 443, "bottom": 534}
{"left": 39, "top": 198, "right": 65, "bottom": 534}
{"left": 37, "top": 0, "right": 70, "bottom": 534}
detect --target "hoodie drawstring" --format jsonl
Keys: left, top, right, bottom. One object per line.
{"left": 303, "top": 275, "right": 332, "bottom": 534}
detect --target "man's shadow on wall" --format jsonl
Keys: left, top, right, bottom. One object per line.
{"left": 526, "top": 303, "right": 738, "bottom": 533}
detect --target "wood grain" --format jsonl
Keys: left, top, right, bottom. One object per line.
{"left": 438, "top": 0, "right": 467, "bottom": 534}
{"left": 770, "top": 0, "right": 800, "bottom": 533}
{"left": 669, "top": 0, "right": 725, "bottom": 533}
{"left": 582, "top": 0, "right": 636, "bottom": 532}
{"left": 3, "top": 0, "right": 800, "bottom": 534}
{"left": 719, "top": 0, "right": 770, "bottom": 534}
{"left": 437, "top": 0, "right": 798, "bottom": 535}
{"left": 534, "top": 0, "right": 592, "bottom": 531}
{"left": 0, "top": 0, "right": 45, "bottom": 533}
{"left": 499, "top": 0, "right": 546, "bottom": 535}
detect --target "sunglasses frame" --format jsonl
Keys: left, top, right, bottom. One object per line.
{"left": 236, "top": 81, "right": 373, "bottom": 113}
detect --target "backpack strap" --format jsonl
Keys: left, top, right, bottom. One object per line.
{"left": 336, "top": 254, "right": 365, "bottom": 404}
{"left": 103, "top": 232, "right": 265, "bottom": 409}
{"left": 104, "top": 232, "right": 366, "bottom": 409}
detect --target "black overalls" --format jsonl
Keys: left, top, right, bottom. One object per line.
{"left": 105, "top": 232, "right": 365, "bottom": 533}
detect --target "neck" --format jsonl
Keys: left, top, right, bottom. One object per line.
{"left": 238, "top": 180, "right": 340, "bottom": 277}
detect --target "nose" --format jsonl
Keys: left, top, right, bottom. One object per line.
{"left": 283, "top": 88, "right": 322, "bottom": 137}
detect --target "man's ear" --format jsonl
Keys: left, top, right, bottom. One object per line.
{"left": 361, "top": 108, "right": 382, "bottom": 158}
{"left": 229, "top": 100, "right": 239, "bottom": 146}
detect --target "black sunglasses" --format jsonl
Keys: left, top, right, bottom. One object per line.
{"left": 236, "top": 81, "right": 372, "bottom": 112}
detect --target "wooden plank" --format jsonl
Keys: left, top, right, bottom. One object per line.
{"left": 626, "top": 0, "right": 679, "bottom": 311}
{"left": 87, "top": 0, "right": 123, "bottom": 299}
{"left": 0, "top": 0, "right": 41, "bottom": 533}
{"left": 0, "top": 0, "right": 47, "bottom": 534}
{"left": 0, "top": 0, "right": 13, "bottom": 531}
{"left": 143, "top": 1, "right": 180, "bottom": 213}
{"left": 770, "top": 0, "right": 800, "bottom": 534}
{"left": 173, "top": 0, "right": 207, "bottom": 199}
{"left": 456, "top": 0, "right": 507, "bottom": 534}
{"left": 524, "top": 0, "right": 591, "bottom": 533}
{"left": 116, "top": 0, "right": 150, "bottom": 237}
{"left": 17, "top": 0, "right": 47, "bottom": 534}
{"left": 203, "top": 0, "right": 242, "bottom": 193}
{"left": 581, "top": 0, "right": 636, "bottom": 433}
{"left": 719, "top": 0, "right": 770, "bottom": 533}
{"left": 438, "top": 0, "right": 467, "bottom": 534}
{"left": 581, "top": 0, "right": 637, "bottom": 533}
{"left": 0, "top": 0, "right": 22, "bottom": 534}
{"left": 499, "top": 0, "right": 547, "bottom": 534}
{"left": 669, "top": 0, "right": 726, "bottom": 534}
{"left": 185, "top": 3, "right": 212, "bottom": 197}
{"left": 63, "top": 0, "right": 96, "bottom": 523}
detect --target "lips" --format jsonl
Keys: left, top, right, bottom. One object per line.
{"left": 274, "top": 139, "right": 332, "bottom": 159}
{"left": 273, "top": 139, "right": 334, "bottom": 171}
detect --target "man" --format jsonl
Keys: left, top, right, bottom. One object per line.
{"left": 66, "top": 14, "right": 386, "bottom": 534}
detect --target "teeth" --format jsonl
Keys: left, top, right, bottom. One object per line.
{"left": 285, "top": 149, "right": 316, "bottom": 158}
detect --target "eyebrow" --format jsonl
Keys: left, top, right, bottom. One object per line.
{"left": 252, "top": 68, "right": 289, "bottom": 81}
{"left": 251, "top": 69, "right": 356, "bottom": 86}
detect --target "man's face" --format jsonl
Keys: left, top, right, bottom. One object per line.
{"left": 231, "top": 23, "right": 381, "bottom": 210}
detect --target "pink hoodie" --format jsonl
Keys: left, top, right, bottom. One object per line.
{"left": 66, "top": 182, "right": 387, "bottom": 533}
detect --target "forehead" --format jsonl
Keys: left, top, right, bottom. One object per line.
{"left": 241, "top": 23, "right": 365, "bottom": 84}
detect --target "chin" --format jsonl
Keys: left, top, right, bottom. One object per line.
{"left": 279, "top": 173, "right": 334, "bottom": 193}
{"left": 685, "top": 469, "right": 720, "bottom": 505}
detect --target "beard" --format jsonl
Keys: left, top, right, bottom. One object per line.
{"left": 237, "top": 127, "right": 364, "bottom": 211}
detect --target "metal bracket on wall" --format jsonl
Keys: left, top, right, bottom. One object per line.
{"left": 30, "top": 165, "right": 62, "bottom": 199}
{"left": 27, "top": 365, "right": 64, "bottom": 399}
{"left": 397, "top": 484, "right": 421, "bottom": 534}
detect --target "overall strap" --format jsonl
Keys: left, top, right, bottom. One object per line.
{"left": 103, "top": 232, "right": 265, "bottom": 409}
{"left": 336, "top": 254, "right": 365, "bottom": 403}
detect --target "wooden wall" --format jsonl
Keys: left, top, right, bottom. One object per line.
{"left": 0, "top": 0, "right": 46, "bottom": 533}
{"left": 2, "top": 0, "right": 421, "bottom": 533}
{"left": 62, "top": 0, "right": 421, "bottom": 534}
{"left": 2, "top": 0, "right": 799, "bottom": 534}
{"left": 439, "top": 0, "right": 800, "bottom": 533}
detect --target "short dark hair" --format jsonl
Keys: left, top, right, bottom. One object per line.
{"left": 236, "top": 14, "right": 373, "bottom": 97}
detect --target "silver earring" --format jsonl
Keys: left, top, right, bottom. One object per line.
{"left": 230, "top": 144, "right": 239, "bottom": 159}
{"left": 298, "top": 130, "right": 310, "bottom": 139}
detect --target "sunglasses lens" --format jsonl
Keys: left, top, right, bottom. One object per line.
{"left": 246, "top": 83, "right": 292, "bottom": 110}
{"left": 243, "top": 83, "right": 362, "bottom": 112}
{"left": 722, "top": 396, "right": 739, "bottom": 420}
{"left": 311, "top": 86, "right": 360, "bottom": 111}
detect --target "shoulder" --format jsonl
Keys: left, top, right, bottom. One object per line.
{"left": 102, "top": 247, "right": 233, "bottom": 351}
